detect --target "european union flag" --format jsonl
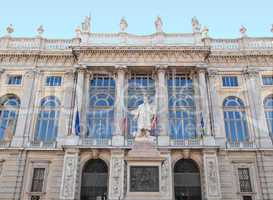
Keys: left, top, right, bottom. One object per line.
{"left": 75, "top": 110, "right": 81, "bottom": 136}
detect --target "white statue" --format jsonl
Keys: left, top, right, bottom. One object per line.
{"left": 37, "top": 25, "right": 44, "bottom": 37}
{"left": 130, "top": 95, "right": 156, "bottom": 141}
{"left": 271, "top": 24, "right": 273, "bottom": 33}
{"left": 155, "top": 16, "right": 163, "bottom": 33}
{"left": 240, "top": 25, "right": 247, "bottom": 37}
{"left": 120, "top": 17, "right": 128, "bottom": 32}
{"left": 202, "top": 26, "right": 209, "bottom": 38}
{"left": 6, "top": 24, "right": 14, "bottom": 35}
{"left": 82, "top": 15, "right": 91, "bottom": 33}
{"left": 192, "top": 16, "right": 201, "bottom": 33}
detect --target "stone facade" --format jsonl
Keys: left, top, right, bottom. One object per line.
{"left": 0, "top": 17, "right": 272, "bottom": 200}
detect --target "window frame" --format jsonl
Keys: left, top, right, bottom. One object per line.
{"left": 26, "top": 160, "right": 50, "bottom": 199}
{"left": 45, "top": 75, "right": 63, "bottom": 87}
{"left": 6, "top": 74, "right": 23, "bottom": 86}
{"left": 221, "top": 75, "right": 239, "bottom": 88}
{"left": 261, "top": 75, "right": 273, "bottom": 86}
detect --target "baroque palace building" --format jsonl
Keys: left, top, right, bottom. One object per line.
{"left": 0, "top": 16, "right": 272, "bottom": 200}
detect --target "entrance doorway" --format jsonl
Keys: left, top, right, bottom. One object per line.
{"left": 174, "top": 159, "right": 202, "bottom": 200}
{"left": 81, "top": 159, "right": 108, "bottom": 200}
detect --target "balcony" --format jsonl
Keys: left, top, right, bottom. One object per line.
{"left": 170, "top": 138, "right": 203, "bottom": 147}
{"left": 226, "top": 141, "right": 256, "bottom": 149}
{"left": 27, "top": 141, "right": 57, "bottom": 148}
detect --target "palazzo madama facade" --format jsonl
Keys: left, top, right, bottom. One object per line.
{"left": 0, "top": 17, "right": 272, "bottom": 200}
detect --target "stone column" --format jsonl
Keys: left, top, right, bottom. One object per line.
{"left": 60, "top": 148, "right": 79, "bottom": 200}
{"left": 207, "top": 69, "right": 226, "bottom": 147}
{"left": 112, "top": 65, "right": 126, "bottom": 146}
{"left": 244, "top": 69, "right": 272, "bottom": 147}
{"left": 108, "top": 150, "right": 125, "bottom": 200}
{"left": 203, "top": 150, "right": 222, "bottom": 200}
{"left": 57, "top": 70, "right": 75, "bottom": 146}
{"left": 68, "top": 66, "right": 85, "bottom": 145}
{"left": 156, "top": 64, "right": 170, "bottom": 146}
{"left": 0, "top": 69, "right": 5, "bottom": 94}
{"left": 11, "top": 69, "right": 37, "bottom": 147}
{"left": 197, "top": 65, "right": 214, "bottom": 145}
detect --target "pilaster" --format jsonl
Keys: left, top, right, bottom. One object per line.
{"left": 155, "top": 64, "right": 170, "bottom": 146}
{"left": 203, "top": 149, "right": 222, "bottom": 200}
{"left": 69, "top": 66, "right": 86, "bottom": 145}
{"left": 57, "top": 69, "right": 76, "bottom": 146}
{"left": 112, "top": 65, "right": 127, "bottom": 146}
{"left": 244, "top": 69, "right": 272, "bottom": 147}
{"left": 11, "top": 69, "right": 37, "bottom": 147}
{"left": 207, "top": 69, "right": 226, "bottom": 147}
{"left": 60, "top": 148, "right": 80, "bottom": 200}
{"left": 109, "top": 149, "right": 125, "bottom": 200}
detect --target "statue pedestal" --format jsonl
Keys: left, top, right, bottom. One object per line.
{"left": 125, "top": 141, "right": 172, "bottom": 200}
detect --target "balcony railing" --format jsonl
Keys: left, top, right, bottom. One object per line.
{"left": 80, "top": 138, "right": 112, "bottom": 146}
{"left": 170, "top": 138, "right": 203, "bottom": 147}
{"left": 226, "top": 141, "right": 256, "bottom": 149}
{"left": 28, "top": 141, "right": 57, "bottom": 148}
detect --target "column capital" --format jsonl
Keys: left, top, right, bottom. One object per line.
{"left": 114, "top": 64, "right": 127, "bottom": 70}
{"left": 24, "top": 69, "right": 40, "bottom": 78}
{"left": 64, "top": 69, "right": 76, "bottom": 78}
{"left": 196, "top": 63, "right": 208, "bottom": 71}
{"left": 243, "top": 68, "right": 259, "bottom": 78}
{"left": 207, "top": 69, "right": 219, "bottom": 77}
{"left": 155, "top": 64, "right": 168, "bottom": 71}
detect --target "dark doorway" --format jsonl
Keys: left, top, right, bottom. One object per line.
{"left": 174, "top": 159, "right": 202, "bottom": 200}
{"left": 81, "top": 159, "right": 108, "bottom": 200}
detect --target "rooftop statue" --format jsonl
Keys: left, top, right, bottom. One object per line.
{"left": 75, "top": 26, "right": 81, "bottom": 38}
{"left": 130, "top": 95, "right": 156, "bottom": 142}
{"left": 37, "top": 25, "right": 44, "bottom": 37}
{"left": 120, "top": 17, "right": 128, "bottom": 32}
{"left": 82, "top": 15, "right": 91, "bottom": 33}
{"left": 271, "top": 24, "right": 273, "bottom": 33}
{"left": 202, "top": 26, "right": 209, "bottom": 38}
{"left": 6, "top": 24, "right": 14, "bottom": 35}
{"left": 192, "top": 16, "right": 201, "bottom": 33}
{"left": 155, "top": 16, "right": 163, "bottom": 33}
{"left": 240, "top": 25, "right": 247, "bottom": 37}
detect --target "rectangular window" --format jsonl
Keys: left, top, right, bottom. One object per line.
{"left": 222, "top": 76, "right": 238, "bottom": 87}
{"left": 238, "top": 168, "right": 252, "bottom": 193}
{"left": 243, "top": 196, "right": 252, "bottom": 200}
{"left": 46, "top": 76, "right": 62, "bottom": 86}
{"left": 8, "top": 75, "right": 22, "bottom": 85}
{"left": 262, "top": 76, "right": 273, "bottom": 85}
{"left": 31, "top": 168, "right": 45, "bottom": 192}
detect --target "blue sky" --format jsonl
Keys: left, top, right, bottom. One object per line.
{"left": 0, "top": 0, "right": 272, "bottom": 38}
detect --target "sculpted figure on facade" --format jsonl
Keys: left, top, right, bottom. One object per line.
{"left": 6, "top": 24, "right": 14, "bottom": 35}
{"left": 111, "top": 158, "right": 122, "bottom": 197}
{"left": 202, "top": 26, "right": 209, "bottom": 38}
{"left": 130, "top": 95, "right": 156, "bottom": 141}
{"left": 161, "top": 158, "right": 170, "bottom": 196}
{"left": 206, "top": 158, "right": 219, "bottom": 196}
{"left": 37, "top": 25, "right": 44, "bottom": 37}
{"left": 240, "top": 25, "right": 247, "bottom": 37}
{"left": 155, "top": 16, "right": 163, "bottom": 33}
{"left": 192, "top": 16, "right": 201, "bottom": 33}
{"left": 120, "top": 17, "right": 128, "bottom": 32}
{"left": 82, "top": 15, "right": 91, "bottom": 33}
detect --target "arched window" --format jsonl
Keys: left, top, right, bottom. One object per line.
{"left": 0, "top": 95, "right": 20, "bottom": 141}
{"left": 87, "top": 74, "right": 115, "bottom": 138}
{"left": 223, "top": 96, "right": 249, "bottom": 144}
{"left": 168, "top": 73, "right": 196, "bottom": 140}
{"left": 264, "top": 95, "right": 273, "bottom": 138}
{"left": 35, "top": 96, "right": 60, "bottom": 143}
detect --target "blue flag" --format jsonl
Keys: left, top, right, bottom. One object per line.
{"left": 75, "top": 110, "right": 80, "bottom": 136}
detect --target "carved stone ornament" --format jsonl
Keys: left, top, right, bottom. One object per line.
{"left": 24, "top": 69, "right": 37, "bottom": 78}
{"left": 60, "top": 153, "right": 78, "bottom": 199}
{"left": 110, "top": 157, "right": 123, "bottom": 198}
{"left": 204, "top": 155, "right": 221, "bottom": 197}
{"left": 160, "top": 157, "right": 171, "bottom": 197}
